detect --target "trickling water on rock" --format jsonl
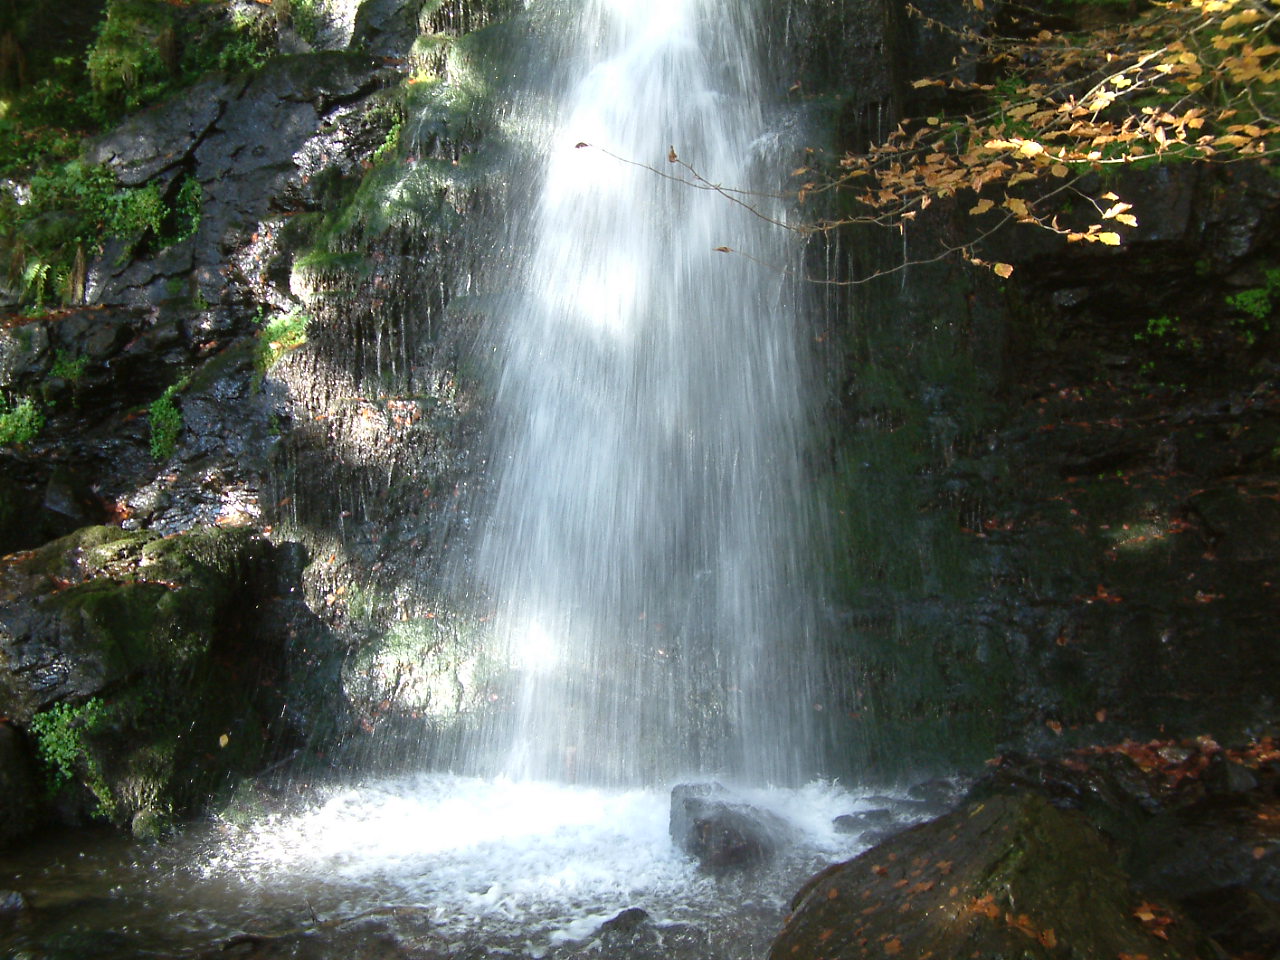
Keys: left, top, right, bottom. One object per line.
{"left": 454, "top": 0, "right": 822, "bottom": 786}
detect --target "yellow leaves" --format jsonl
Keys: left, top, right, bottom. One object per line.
{"left": 1222, "top": 8, "right": 1265, "bottom": 30}
{"left": 993, "top": 263, "right": 1014, "bottom": 279}
{"left": 983, "top": 137, "right": 1044, "bottom": 158}
{"left": 1067, "top": 224, "right": 1124, "bottom": 246}
{"left": 1004, "top": 197, "right": 1030, "bottom": 218}
{"left": 1099, "top": 196, "right": 1139, "bottom": 229}
{"left": 969, "top": 198, "right": 995, "bottom": 215}
{"left": 1051, "top": 163, "right": 1070, "bottom": 178}
{"left": 912, "top": 77, "right": 945, "bottom": 89}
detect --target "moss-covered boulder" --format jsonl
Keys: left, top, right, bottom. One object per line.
{"left": 770, "top": 792, "right": 1205, "bottom": 960}
{"left": 0, "top": 524, "right": 339, "bottom": 831}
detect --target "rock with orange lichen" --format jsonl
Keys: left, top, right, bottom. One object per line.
{"left": 770, "top": 793, "right": 1206, "bottom": 960}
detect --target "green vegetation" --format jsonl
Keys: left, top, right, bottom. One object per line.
{"left": 86, "top": 0, "right": 275, "bottom": 113}
{"left": 283, "top": 0, "right": 325, "bottom": 46}
{"left": 29, "top": 697, "right": 116, "bottom": 818}
{"left": 148, "top": 380, "right": 185, "bottom": 460}
{"left": 50, "top": 350, "right": 89, "bottom": 383}
{"left": 3, "top": 159, "right": 192, "bottom": 310}
{"left": 255, "top": 308, "right": 310, "bottom": 377}
{"left": 169, "top": 175, "right": 203, "bottom": 244}
{"left": 1226, "top": 267, "right": 1280, "bottom": 346}
{"left": 0, "top": 396, "right": 43, "bottom": 445}
{"left": 0, "top": 1, "right": 271, "bottom": 310}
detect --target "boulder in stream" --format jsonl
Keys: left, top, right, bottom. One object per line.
{"left": 670, "top": 782, "right": 790, "bottom": 873}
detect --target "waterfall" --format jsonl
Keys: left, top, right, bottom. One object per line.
{"left": 459, "top": 0, "right": 821, "bottom": 786}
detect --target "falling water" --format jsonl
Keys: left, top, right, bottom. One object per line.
{"left": 462, "top": 0, "right": 822, "bottom": 786}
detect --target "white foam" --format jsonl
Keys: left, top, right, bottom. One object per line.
{"left": 200, "top": 774, "right": 874, "bottom": 946}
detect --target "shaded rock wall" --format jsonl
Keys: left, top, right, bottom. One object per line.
{"left": 804, "top": 6, "right": 1280, "bottom": 779}
{"left": 0, "top": 0, "right": 515, "bottom": 833}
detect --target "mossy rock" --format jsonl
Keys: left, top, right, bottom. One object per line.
{"left": 0, "top": 524, "right": 277, "bottom": 826}
{"left": 771, "top": 793, "right": 1206, "bottom": 960}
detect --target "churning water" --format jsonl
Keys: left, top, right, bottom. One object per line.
{"left": 461, "top": 0, "right": 821, "bottom": 785}
{"left": 1, "top": 776, "right": 901, "bottom": 958}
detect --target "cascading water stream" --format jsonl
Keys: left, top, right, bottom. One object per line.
{"left": 463, "top": 0, "right": 822, "bottom": 787}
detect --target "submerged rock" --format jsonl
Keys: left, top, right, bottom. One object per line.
{"left": 669, "top": 782, "right": 790, "bottom": 873}
{"left": 772, "top": 792, "right": 1205, "bottom": 960}
{"left": 565, "top": 907, "right": 714, "bottom": 960}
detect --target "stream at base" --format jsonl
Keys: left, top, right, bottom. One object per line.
{"left": 0, "top": 775, "right": 910, "bottom": 959}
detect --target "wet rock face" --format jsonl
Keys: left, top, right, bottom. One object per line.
{"left": 86, "top": 52, "right": 388, "bottom": 312}
{"left": 0, "top": 723, "right": 39, "bottom": 849}
{"left": 772, "top": 792, "right": 1205, "bottom": 960}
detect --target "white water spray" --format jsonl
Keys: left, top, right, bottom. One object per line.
{"left": 463, "top": 0, "right": 821, "bottom": 785}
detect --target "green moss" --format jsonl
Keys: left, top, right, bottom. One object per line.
{"left": 148, "top": 380, "right": 184, "bottom": 460}
{"left": 283, "top": 0, "right": 325, "bottom": 46}
{"left": 166, "top": 175, "right": 202, "bottom": 244}
{"left": 86, "top": 0, "right": 275, "bottom": 114}
{"left": 86, "top": 0, "right": 181, "bottom": 109}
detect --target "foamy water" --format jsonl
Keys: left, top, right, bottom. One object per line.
{"left": 200, "top": 774, "right": 874, "bottom": 948}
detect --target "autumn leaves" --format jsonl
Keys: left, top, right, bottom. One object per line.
{"left": 804, "top": 0, "right": 1280, "bottom": 279}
